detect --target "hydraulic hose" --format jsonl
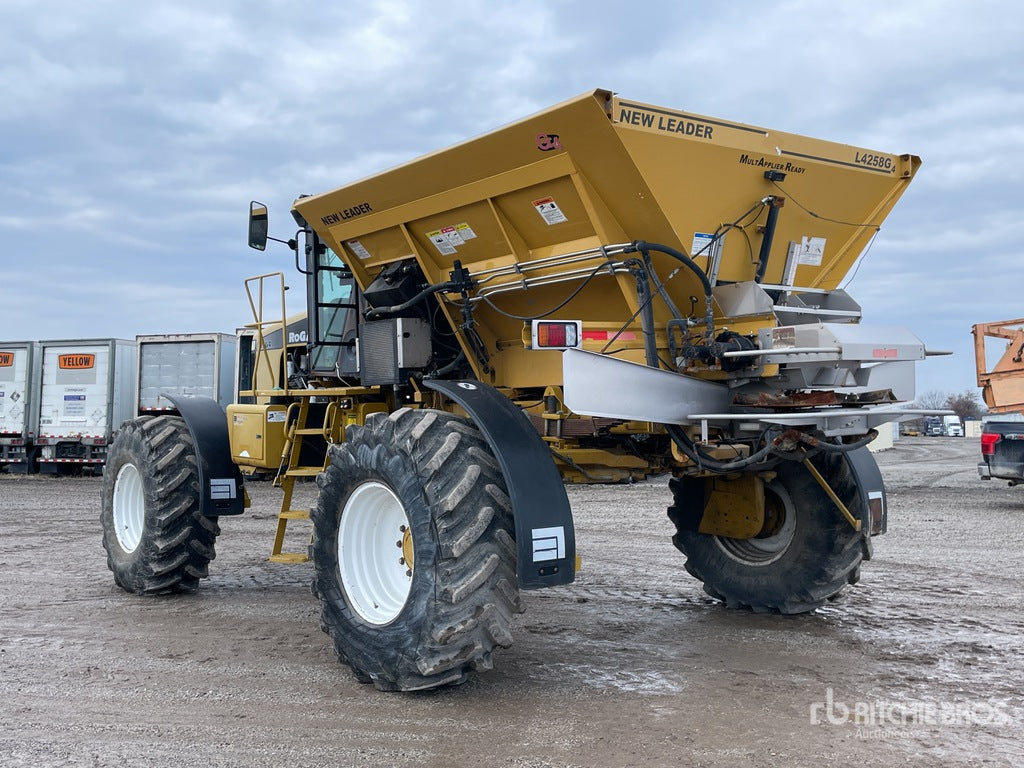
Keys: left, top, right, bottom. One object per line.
{"left": 793, "top": 429, "right": 878, "bottom": 453}
{"left": 626, "top": 241, "right": 714, "bottom": 339}
{"left": 364, "top": 281, "right": 457, "bottom": 319}
{"left": 427, "top": 350, "right": 466, "bottom": 378}
{"left": 666, "top": 424, "right": 879, "bottom": 473}
{"left": 629, "top": 260, "right": 660, "bottom": 368}
{"left": 639, "top": 250, "right": 684, "bottom": 320}
{"left": 667, "top": 424, "right": 777, "bottom": 472}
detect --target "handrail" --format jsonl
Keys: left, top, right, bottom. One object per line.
{"left": 244, "top": 272, "right": 289, "bottom": 396}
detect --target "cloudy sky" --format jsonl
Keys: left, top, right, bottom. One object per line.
{"left": 2, "top": 0, "right": 1021, "bottom": 400}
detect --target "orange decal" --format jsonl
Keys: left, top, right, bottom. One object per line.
{"left": 59, "top": 354, "right": 95, "bottom": 369}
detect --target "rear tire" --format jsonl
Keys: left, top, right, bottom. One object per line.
{"left": 311, "top": 408, "right": 522, "bottom": 691}
{"left": 100, "top": 416, "right": 220, "bottom": 594}
{"left": 669, "top": 456, "right": 864, "bottom": 614}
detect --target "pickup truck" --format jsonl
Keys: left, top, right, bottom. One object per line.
{"left": 979, "top": 421, "right": 1024, "bottom": 485}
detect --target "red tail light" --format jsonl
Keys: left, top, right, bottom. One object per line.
{"left": 981, "top": 432, "right": 1000, "bottom": 456}
{"left": 532, "top": 320, "right": 582, "bottom": 349}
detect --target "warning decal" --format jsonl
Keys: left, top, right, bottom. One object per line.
{"left": 346, "top": 239, "right": 372, "bottom": 260}
{"left": 796, "top": 236, "right": 827, "bottom": 266}
{"left": 427, "top": 222, "right": 478, "bottom": 255}
{"left": 427, "top": 230, "right": 457, "bottom": 255}
{"left": 691, "top": 232, "right": 715, "bottom": 259}
{"left": 440, "top": 225, "right": 464, "bottom": 246}
{"left": 532, "top": 197, "right": 568, "bottom": 225}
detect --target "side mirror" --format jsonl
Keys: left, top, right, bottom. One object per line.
{"left": 248, "top": 201, "right": 269, "bottom": 251}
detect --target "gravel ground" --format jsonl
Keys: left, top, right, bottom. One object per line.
{"left": 1, "top": 436, "right": 1022, "bottom": 767}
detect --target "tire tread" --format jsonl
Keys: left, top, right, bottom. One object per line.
{"left": 100, "top": 416, "right": 221, "bottom": 596}
{"left": 669, "top": 455, "right": 865, "bottom": 614}
{"left": 311, "top": 408, "right": 519, "bottom": 690}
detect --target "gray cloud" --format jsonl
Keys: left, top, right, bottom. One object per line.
{"left": 1, "top": 0, "right": 1021, "bottom": 399}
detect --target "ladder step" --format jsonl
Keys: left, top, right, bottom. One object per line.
{"left": 269, "top": 552, "right": 310, "bottom": 564}
{"left": 268, "top": 398, "right": 334, "bottom": 565}
{"left": 285, "top": 467, "right": 324, "bottom": 477}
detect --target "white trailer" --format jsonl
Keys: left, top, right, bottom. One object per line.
{"left": 0, "top": 341, "right": 42, "bottom": 472}
{"left": 136, "top": 333, "right": 236, "bottom": 413}
{"left": 36, "top": 339, "right": 136, "bottom": 473}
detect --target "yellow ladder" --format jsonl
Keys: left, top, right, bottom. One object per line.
{"left": 269, "top": 399, "right": 341, "bottom": 563}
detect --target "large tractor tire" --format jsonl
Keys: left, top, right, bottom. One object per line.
{"left": 669, "top": 455, "right": 864, "bottom": 614}
{"left": 311, "top": 408, "right": 522, "bottom": 691}
{"left": 100, "top": 415, "right": 220, "bottom": 594}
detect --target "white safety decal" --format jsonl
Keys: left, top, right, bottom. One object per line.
{"left": 532, "top": 197, "right": 568, "bottom": 225}
{"left": 532, "top": 526, "right": 565, "bottom": 562}
{"left": 210, "top": 478, "right": 237, "bottom": 500}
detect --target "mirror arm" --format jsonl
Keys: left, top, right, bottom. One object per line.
{"left": 292, "top": 231, "right": 311, "bottom": 275}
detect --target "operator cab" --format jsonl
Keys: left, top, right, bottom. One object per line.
{"left": 308, "top": 246, "right": 359, "bottom": 378}
{"left": 247, "top": 200, "right": 360, "bottom": 382}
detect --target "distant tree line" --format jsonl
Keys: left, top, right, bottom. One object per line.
{"left": 911, "top": 389, "right": 984, "bottom": 423}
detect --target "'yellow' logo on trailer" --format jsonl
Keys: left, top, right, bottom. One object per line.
{"left": 59, "top": 354, "right": 95, "bottom": 369}
{"left": 0, "top": 352, "right": 13, "bottom": 367}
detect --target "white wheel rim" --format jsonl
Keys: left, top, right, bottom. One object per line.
{"left": 112, "top": 463, "right": 145, "bottom": 553}
{"left": 338, "top": 481, "right": 414, "bottom": 625}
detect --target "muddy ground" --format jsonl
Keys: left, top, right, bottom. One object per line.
{"left": 1, "top": 436, "right": 1022, "bottom": 767}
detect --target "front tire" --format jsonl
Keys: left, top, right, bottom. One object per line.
{"left": 311, "top": 408, "right": 522, "bottom": 691}
{"left": 669, "top": 456, "right": 864, "bottom": 614}
{"left": 100, "top": 416, "right": 220, "bottom": 594}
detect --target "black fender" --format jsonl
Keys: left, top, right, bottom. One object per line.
{"left": 422, "top": 379, "right": 575, "bottom": 589}
{"left": 162, "top": 394, "right": 245, "bottom": 517}
{"left": 842, "top": 445, "right": 887, "bottom": 539}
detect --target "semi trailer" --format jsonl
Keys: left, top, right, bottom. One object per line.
{"left": 0, "top": 341, "right": 41, "bottom": 472}
{"left": 136, "top": 333, "right": 237, "bottom": 413}
{"left": 38, "top": 338, "right": 135, "bottom": 474}
{"left": 101, "top": 89, "right": 935, "bottom": 691}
